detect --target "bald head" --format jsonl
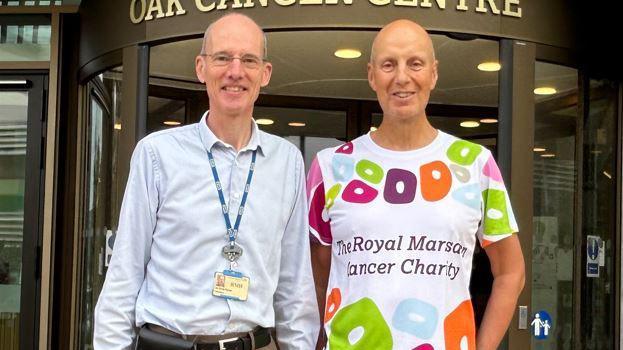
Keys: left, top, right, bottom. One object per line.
{"left": 200, "top": 13, "right": 268, "bottom": 58}
{"left": 370, "top": 19, "right": 436, "bottom": 63}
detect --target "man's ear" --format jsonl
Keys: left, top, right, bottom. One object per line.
{"left": 430, "top": 60, "right": 439, "bottom": 90}
{"left": 260, "top": 62, "right": 273, "bottom": 87}
{"left": 195, "top": 56, "right": 205, "bottom": 83}
{"left": 367, "top": 63, "right": 377, "bottom": 92}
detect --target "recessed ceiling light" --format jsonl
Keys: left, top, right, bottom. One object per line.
{"left": 255, "top": 118, "right": 274, "bottom": 125}
{"left": 479, "top": 118, "right": 498, "bottom": 124}
{"left": 288, "top": 122, "right": 306, "bottom": 127}
{"left": 541, "top": 153, "right": 556, "bottom": 158}
{"left": 114, "top": 123, "right": 122, "bottom": 130}
{"left": 534, "top": 87, "right": 557, "bottom": 95}
{"left": 163, "top": 120, "right": 181, "bottom": 126}
{"left": 334, "top": 49, "right": 362, "bottom": 59}
{"left": 460, "top": 121, "right": 480, "bottom": 128}
{"left": 477, "top": 62, "right": 501, "bottom": 72}
{"left": 533, "top": 147, "right": 546, "bottom": 152}
{"left": 370, "top": 126, "right": 378, "bottom": 131}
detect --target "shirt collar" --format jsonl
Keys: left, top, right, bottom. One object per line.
{"left": 198, "top": 111, "right": 266, "bottom": 156}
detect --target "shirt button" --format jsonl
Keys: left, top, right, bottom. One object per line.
{"left": 233, "top": 193, "right": 240, "bottom": 199}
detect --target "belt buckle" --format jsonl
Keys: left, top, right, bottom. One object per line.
{"left": 218, "top": 337, "right": 239, "bottom": 350}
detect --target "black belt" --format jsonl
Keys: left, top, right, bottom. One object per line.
{"left": 196, "top": 327, "right": 271, "bottom": 350}
{"left": 143, "top": 324, "right": 271, "bottom": 350}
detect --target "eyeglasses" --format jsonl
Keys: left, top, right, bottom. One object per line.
{"left": 201, "top": 53, "right": 265, "bottom": 69}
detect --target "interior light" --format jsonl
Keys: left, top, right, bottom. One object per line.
{"left": 288, "top": 122, "right": 306, "bottom": 127}
{"left": 541, "top": 153, "right": 556, "bottom": 158}
{"left": 460, "top": 121, "right": 480, "bottom": 128}
{"left": 603, "top": 171, "right": 612, "bottom": 179}
{"left": 163, "top": 120, "right": 181, "bottom": 126}
{"left": 477, "top": 62, "right": 501, "bottom": 72}
{"left": 334, "top": 49, "right": 362, "bottom": 59}
{"left": 370, "top": 126, "right": 378, "bottom": 131}
{"left": 534, "top": 87, "right": 557, "bottom": 95}
{"left": 114, "top": 123, "right": 122, "bottom": 130}
{"left": 255, "top": 118, "right": 274, "bottom": 125}
{"left": 533, "top": 147, "right": 546, "bottom": 152}
{"left": 479, "top": 118, "right": 498, "bottom": 124}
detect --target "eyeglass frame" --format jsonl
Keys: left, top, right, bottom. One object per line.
{"left": 199, "top": 52, "right": 268, "bottom": 69}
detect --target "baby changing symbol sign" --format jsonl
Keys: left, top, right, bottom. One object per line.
{"left": 531, "top": 311, "right": 552, "bottom": 339}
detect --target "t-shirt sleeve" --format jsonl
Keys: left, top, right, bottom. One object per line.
{"left": 477, "top": 150, "right": 519, "bottom": 248}
{"left": 307, "top": 156, "right": 333, "bottom": 245}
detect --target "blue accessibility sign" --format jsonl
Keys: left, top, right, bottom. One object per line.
{"left": 531, "top": 311, "right": 552, "bottom": 340}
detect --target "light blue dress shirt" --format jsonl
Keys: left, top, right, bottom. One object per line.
{"left": 94, "top": 112, "right": 319, "bottom": 350}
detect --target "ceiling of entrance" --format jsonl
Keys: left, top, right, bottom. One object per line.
{"left": 151, "top": 30, "right": 578, "bottom": 106}
{"left": 150, "top": 31, "right": 506, "bottom": 106}
{"left": 149, "top": 30, "right": 578, "bottom": 140}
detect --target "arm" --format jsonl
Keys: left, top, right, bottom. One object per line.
{"left": 273, "top": 152, "right": 320, "bottom": 350}
{"left": 93, "top": 141, "right": 159, "bottom": 350}
{"left": 306, "top": 155, "right": 333, "bottom": 350}
{"left": 311, "top": 242, "right": 331, "bottom": 350}
{"left": 476, "top": 234, "right": 525, "bottom": 350}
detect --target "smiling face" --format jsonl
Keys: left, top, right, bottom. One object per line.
{"left": 368, "top": 20, "right": 438, "bottom": 123}
{"left": 195, "top": 14, "right": 272, "bottom": 119}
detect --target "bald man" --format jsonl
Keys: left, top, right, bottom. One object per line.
{"left": 94, "top": 13, "right": 319, "bottom": 350}
{"left": 308, "top": 19, "right": 524, "bottom": 350}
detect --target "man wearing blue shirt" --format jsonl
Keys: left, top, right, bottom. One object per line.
{"left": 94, "top": 13, "right": 319, "bottom": 350}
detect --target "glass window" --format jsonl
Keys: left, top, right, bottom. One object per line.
{"left": 0, "top": 0, "right": 74, "bottom": 5}
{"left": 253, "top": 106, "right": 347, "bottom": 172}
{"left": 147, "top": 95, "right": 186, "bottom": 134}
{"left": 0, "top": 16, "right": 51, "bottom": 61}
{"left": 580, "top": 79, "right": 619, "bottom": 349}
{"left": 531, "top": 61, "right": 578, "bottom": 350}
{"left": 78, "top": 67, "right": 123, "bottom": 350}
{"left": 0, "top": 89, "right": 28, "bottom": 350}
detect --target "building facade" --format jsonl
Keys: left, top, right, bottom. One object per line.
{"left": 0, "top": 0, "right": 622, "bottom": 349}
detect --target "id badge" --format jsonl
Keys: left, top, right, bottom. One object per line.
{"left": 213, "top": 270, "right": 250, "bottom": 301}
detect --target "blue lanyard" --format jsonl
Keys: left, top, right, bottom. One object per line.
{"left": 207, "top": 149, "right": 257, "bottom": 245}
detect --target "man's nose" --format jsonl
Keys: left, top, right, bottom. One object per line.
{"left": 395, "top": 64, "right": 409, "bottom": 84}
{"left": 226, "top": 58, "right": 244, "bottom": 78}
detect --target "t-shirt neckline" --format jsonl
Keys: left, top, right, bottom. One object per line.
{"left": 361, "top": 130, "right": 448, "bottom": 158}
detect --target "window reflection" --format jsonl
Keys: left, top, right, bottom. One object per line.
{"left": 581, "top": 79, "right": 618, "bottom": 350}
{"left": 147, "top": 96, "right": 186, "bottom": 134}
{"left": 253, "top": 106, "right": 346, "bottom": 172}
{"left": 78, "top": 67, "right": 123, "bottom": 350}
{"left": 532, "top": 62, "right": 578, "bottom": 350}
{"left": 0, "top": 90, "right": 28, "bottom": 350}
{"left": 0, "top": 20, "right": 51, "bottom": 61}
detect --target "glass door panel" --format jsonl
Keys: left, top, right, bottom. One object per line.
{"left": 0, "top": 89, "right": 27, "bottom": 350}
{"left": 531, "top": 62, "right": 578, "bottom": 350}
{"left": 580, "top": 79, "right": 619, "bottom": 350}
{"left": 0, "top": 75, "right": 44, "bottom": 350}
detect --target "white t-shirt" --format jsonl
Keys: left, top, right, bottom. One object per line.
{"left": 307, "top": 131, "right": 518, "bottom": 350}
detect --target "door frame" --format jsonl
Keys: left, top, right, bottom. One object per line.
{"left": 0, "top": 72, "right": 47, "bottom": 350}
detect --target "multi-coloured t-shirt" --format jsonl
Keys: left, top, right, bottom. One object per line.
{"left": 307, "top": 131, "right": 518, "bottom": 350}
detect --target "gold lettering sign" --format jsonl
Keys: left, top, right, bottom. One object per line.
{"left": 130, "top": 0, "right": 522, "bottom": 23}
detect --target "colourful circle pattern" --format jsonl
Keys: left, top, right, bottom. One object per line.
{"left": 443, "top": 300, "right": 476, "bottom": 350}
{"left": 356, "top": 159, "right": 384, "bottom": 184}
{"left": 329, "top": 298, "right": 393, "bottom": 350}
{"left": 420, "top": 161, "right": 452, "bottom": 202}
{"left": 384, "top": 168, "right": 417, "bottom": 204}
{"left": 325, "top": 288, "right": 342, "bottom": 323}
{"left": 342, "top": 180, "right": 378, "bottom": 204}
{"left": 391, "top": 298, "right": 438, "bottom": 340}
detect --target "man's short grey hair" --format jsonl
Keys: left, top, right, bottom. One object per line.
{"left": 199, "top": 13, "right": 268, "bottom": 59}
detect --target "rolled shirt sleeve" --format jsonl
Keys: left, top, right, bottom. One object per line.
{"left": 93, "top": 139, "right": 159, "bottom": 350}
{"left": 273, "top": 150, "right": 320, "bottom": 350}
